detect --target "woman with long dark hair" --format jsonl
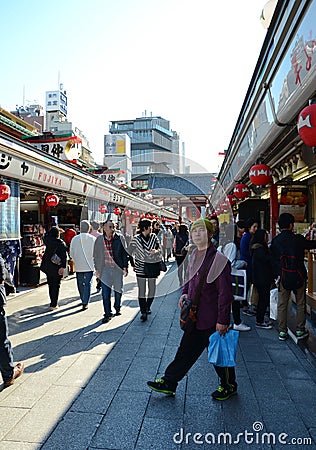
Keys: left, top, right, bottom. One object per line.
{"left": 40, "top": 226, "right": 67, "bottom": 310}
{"left": 250, "top": 228, "right": 276, "bottom": 329}
{"left": 129, "top": 219, "right": 162, "bottom": 322}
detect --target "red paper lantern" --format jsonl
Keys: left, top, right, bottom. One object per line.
{"left": 145, "top": 213, "right": 151, "bottom": 219}
{"left": 45, "top": 194, "right": 59, "bottom": 207}
{"left": 113, "top": 207, "right": 121, "bottom": 215}
{"left": 233, "top": 183, "right": 249, "bottom": 199}
{"left": 124, "top": 209, "right": 131, "bottom": 217}
{"left": 140, "top": 213, "right": 145, "bottom": 219}
{"left": 249, "top": 163, "right": 272, "bottom": 186}
{"left": 132, "top": 211, "right": 139, "bottom": 217}
{"left": 298, "top": 104, "right": 316, "bottom": 147}
{"left": 98, "top": 204, "right": 107, "bottom": 214}
{"left": 0, "top": 182, "right": 10, "bottom": 202}
{"left": 227, "top": 194, "right": 237, "bottom": 206}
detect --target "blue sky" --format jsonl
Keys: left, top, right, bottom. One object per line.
{"left": 1, "top": 0, "right": 266, "bottom": 172}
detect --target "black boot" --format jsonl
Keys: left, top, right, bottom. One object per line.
{"left": 146, "top": 297, "right": 154, "bottom": 314}
{"left": 138, "top": 298, "right": 147, "bottom": 321}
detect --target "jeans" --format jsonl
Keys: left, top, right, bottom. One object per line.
{"left": 101, "top": 267, "right": 123, "bottom": 317}
{"left": 0, "top": 307, "right": 14, "bottom": 382}
{"left": 76, "top": 271, "right": 94, "bottom": 305}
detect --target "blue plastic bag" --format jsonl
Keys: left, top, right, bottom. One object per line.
{"left": 208, "top": 330, "right": 239, "bottom": 367}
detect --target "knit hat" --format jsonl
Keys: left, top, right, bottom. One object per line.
{"left": 190, "top": 218, "right": 214, "bottom": 234}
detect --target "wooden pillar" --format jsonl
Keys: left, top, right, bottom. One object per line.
{"left": 270, "top": 183, "right": 278, "bottom": 238}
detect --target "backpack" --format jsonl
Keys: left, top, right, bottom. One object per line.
{"left": 280, "top": 247, "right": 304, "bottom": 290}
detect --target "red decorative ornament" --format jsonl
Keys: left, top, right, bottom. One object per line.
{"left": 45, "top": 194, "right": 59, "bottom": 207}
{"left": 298, "top": 104, "right": 316, "bottom": 147}
{"left": 132, "top": 211, "right": 140, "bottom": 217}
{"left": 249, "top": 164, "right": 272, "bottom": 186}
{"left": 140, "top": 213, "right": 145, "bottom": 219}
{"left": 124, "top": 209, "right": 131, "bottom": 217}
{"left": 145, "top": 213, "right": 151, "bottom": 219}
{"left": 98, "top": 204, "right": 107, "bottom": 214}
{"left": 233, "top": 183, "right": 249, "bottom": 199}
{"left": 113, "top": 207, "right": 121, "bottom": 215}
{"left": 0, "top": 182, "right": 10, "bottom": 202}
{"left": 227, "top": 194, "right": 237, "bottom": 206}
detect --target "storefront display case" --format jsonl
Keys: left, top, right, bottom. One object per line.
{"left": 19, "top": 224, "right": 46, "bottom": 286}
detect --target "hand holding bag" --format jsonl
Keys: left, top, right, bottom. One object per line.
{"left": 51, "top": 248, "right": 61, "bottom": 265}
{"left": 208, "top": 330, "right": 239, "bottom": 367}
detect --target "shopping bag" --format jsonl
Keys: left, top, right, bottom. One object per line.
{"left": 231, "top": 269, "right": 247, "bottom": 301}
{"left": 269, "top": 288, "right": 278, "bottom": 321}
{"left": 208, "top": 330, "right": 239, "bottom": 367}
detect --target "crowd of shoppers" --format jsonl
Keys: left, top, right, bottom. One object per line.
{"left": 3, "top": 210, "right": 315, "bottom": 397}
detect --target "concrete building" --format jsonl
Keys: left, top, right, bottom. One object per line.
{"left": 107, "top": 114, "right": 180, "bottom": 179}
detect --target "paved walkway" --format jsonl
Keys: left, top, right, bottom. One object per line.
{"left": 1, "top": 262, "right": 316, "bottom": 450}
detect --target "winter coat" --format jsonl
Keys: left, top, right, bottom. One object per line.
{"left": 251, "top": 243, "right": 276, "bottom": 287}
{"left": 270, "top": 229, "right": 316, "bottom": 280}
{"left": 182, "top": 245, "right": 233, "bottom": 329}
{"left": 174, "top": 233, "right": 189, "bottom": 256}
{"left": 40, "top": 236, "right": 67, "bottom": 276}
{"left": 93, "top": 232, "right": 129, "bottom": 274}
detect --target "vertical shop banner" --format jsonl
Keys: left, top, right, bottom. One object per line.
{"left": 279, "top": 188, "right": 308, "bottom": 222}
{"left": 0, "top": 179, "right": 20, "bottom": 240}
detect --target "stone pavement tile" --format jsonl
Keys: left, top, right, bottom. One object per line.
{"left": 91, "top": 391, "right": 150, "bottom": 449}
{"left": 71, "top": 368, "right": 129, "bottom": 414}
{"left": 245, "top": 361, "right": 282, "bottom": 380}
{"left": 5, "top": 385, "right": 80, "bottom": 444}
{"left": 0, "top": 407, "right": 29, "bottom": 441}
{"left": 0, "top": 442, "right": 39, "bottom": 450}
{"left": 135, "top": 417, "right": 182, "bottom": 450}
{"left": 137, "top": 334, "right": 169, "bottom": 357}
{"left": 55, "top": 353, "right": 106, "bottom": 387}
{"left": 40, "top": 411, "right": 102, "bottom": 450}
{"left": 146, "top": 383, "right": 185, "bottom": 420}
{"left": 282, "top": 378, "right": 316, "bottom": 428}
{"left": 119, "top": 356, "right": 161, "bottom": 391}
{"left": 239, "top": 340, "right": 271, "bottom": 362}
{"left": 0, "top": 378, "right": 51, "bottom": 409}
{"left": 183, "top": 394, "right": 225, "bottom": 450}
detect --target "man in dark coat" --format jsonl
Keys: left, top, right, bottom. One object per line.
{"left": 0, "top": 254, "right": 24, "bottom": 388}
{"left": 271, "top": 213, "right": 316, "bottom": 340}
{"left": 93, "top": 220, "right": 129, "bottom": 323}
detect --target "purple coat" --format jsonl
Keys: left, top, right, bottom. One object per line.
{"left": 182, "top": 245, "right": 233, "bottom": 330}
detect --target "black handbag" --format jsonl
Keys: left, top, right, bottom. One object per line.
{"left": 180, "top": 261, "right": 210, "bottom": 332}
{"left": 144, "top": 261, "right": 161, "bottom": 278}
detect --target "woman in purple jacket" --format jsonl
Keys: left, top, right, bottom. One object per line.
{"left": 147, "top": 217, "right": 237, "bottom": 401}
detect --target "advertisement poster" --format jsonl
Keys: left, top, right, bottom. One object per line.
{"left": 279, "top": 188, "right": 308, "bottom": 222}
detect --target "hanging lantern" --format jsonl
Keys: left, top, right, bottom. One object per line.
{"left": 233, "top": 183, "right": 249, "bottom": 199}
{"left": 249, "top": 163, "right": 272, "bottom": 186}
{"left": 298, "top": 104, "right": 316, "bottom": 147}
{"left": 124, "top": 209, "right": 131, "bottom": 217}
{"left": 140, "top": 213, "right": 145, "bottom": 219}
{"left": 145, "top": 213, "right": 151, "bottom": 219}
{"left": 45, "top": 194, "right": 59, "bottom": 207}
{"left": 113, "top": 207, "right": 121, "bottom": 215}
{"left": 0, "top": 179, "right": 10, "bottom": 202}
{"left": 227, "top": 194, "right": 237, "bottom": 206}
{"left": 260, "top": 0, "right": 277, "bottom": 29}
{"left": 132, "top": 211, "right": 140, "bottom": 217}
{"left": 98, "top": 204, "right": 107, "bottom": 214}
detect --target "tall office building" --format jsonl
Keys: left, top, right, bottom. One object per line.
{"left": 107, "top": 114, "right": 180, "bottom": 179}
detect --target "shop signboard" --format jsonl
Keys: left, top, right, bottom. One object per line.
{"left": 279, "top": 188, "right": 308, "bottom": 222}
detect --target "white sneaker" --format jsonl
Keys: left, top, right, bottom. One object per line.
{"left": 233, "top": 322, "right": 251, "bottom": 331}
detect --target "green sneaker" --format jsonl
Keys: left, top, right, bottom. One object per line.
{"left": 147, "top": 378, "right": 176, "bottom": 396}
{"left": 296, "top": 329, "right": 309, "bottom": 339}
{"left": 279, "top": 331, "right": 288, "bottom": 341}
{"left": 212, "top": 383, "right": 237, "bottom": 401}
